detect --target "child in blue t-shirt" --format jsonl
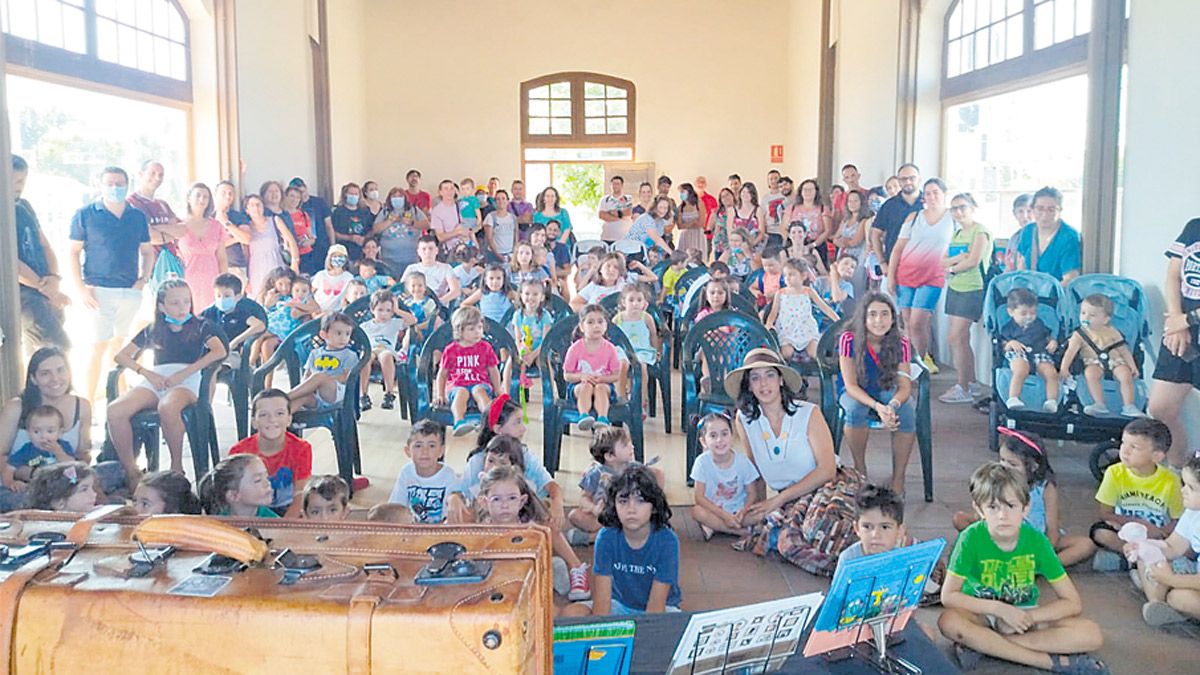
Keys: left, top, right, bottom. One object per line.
{"left": 7, "top": 405, "right": 79, "bottom": 479}
{"left": 584, "top": 465, "right": 681, "bottom": 615}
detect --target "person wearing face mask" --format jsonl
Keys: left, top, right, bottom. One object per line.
{"left": 372, "top": 186, "right": 428, "bottom": 272}
{"left": 360, "top": 181, "right": 383, "bottom": 217}
{"left": 199, "top": 274, "right": 266, "bottom": 372}
{"left": 674, "top": 182, "right": 708, "bottom": 255}
{"left": 68, "top": 166, "right": 157, "bottom": 403}
{"left": 332, "top": 182, "right": 371, "bottom": 262}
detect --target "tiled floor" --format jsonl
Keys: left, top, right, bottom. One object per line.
{"left": 177, "top": 368, "right": 1197, "bottom": 673}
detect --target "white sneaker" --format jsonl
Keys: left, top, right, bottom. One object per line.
{"left": 1005, "top": 397, "right": 1026, "bottom": 409}
{"left": 552, "top": 557, "right": 569, "bottom": 596}
{"left": 1042, "top": 399, "right": 1059, "bottom": 413}
{"left": 1143, "top": 600, "right": 1188, "bottom": 627}
{"left": 1130, "top": 567, "right": 1144, "bottom": 591}
{"left": 968, "top": 382, "right": 986, "bottom": 398}
{"left": 1084, "top": 403, "right": 1111, "bottom": 417}
{"left": 1121, "top": 404, "right": 1146, "bottom": 418}
{"left": 939, "top": 385, "right": 974, "bottom": 404}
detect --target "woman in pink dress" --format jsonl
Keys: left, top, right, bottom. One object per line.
{"left": 177, "top": 182, "right": 228, "bottom": 310}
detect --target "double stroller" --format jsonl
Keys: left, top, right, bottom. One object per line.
{"left": 984, "top": 271, "right": 1151, "bottom": 480}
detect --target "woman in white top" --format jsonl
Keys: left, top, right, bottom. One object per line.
{"left": 0, "top": 347, "right": 126, "bottom": 510}
{"left": 887, "top": 178, "right": 955, "bottom": 370}
{"left": 726, "top": 348, "right": 864, "bottom": 577}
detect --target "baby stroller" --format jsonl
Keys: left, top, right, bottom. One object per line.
{"left": 1063, "top": 274, "right": 1151, "bottom": 479}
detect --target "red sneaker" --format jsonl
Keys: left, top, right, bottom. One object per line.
{"left": 352, "top": 476, "right": 371, "bottom": 492}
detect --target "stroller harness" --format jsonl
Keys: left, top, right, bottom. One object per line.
{"left": 1073, "top": 327, "right": 1126, "bottom": 377}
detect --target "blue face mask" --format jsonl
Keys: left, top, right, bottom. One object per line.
{"left": 163, "top": 314, "right": 190, "bottom": 327}
{"left": 331, "top": 256, "right": 348, "bottom": 268}
{"left": 869, "top": 198, "right": 884, "bottom": 212}
{"left": 215, "top": 296, "right": 236, "bottom": 313}
{"left": 390, "top": 196, "right": 405, "bottom": 210}
{"left": 104, "top": 184, "right": 128, "bottom": 202}
{"left": 1080, "top": 319, "right": 1091, "bottom": 328}
{"left": 346, "top": 194, "right": 360, "bottom": 207}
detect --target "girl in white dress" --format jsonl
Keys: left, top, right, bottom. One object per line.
{"left": 766, "top": 258, "right": 839, "bottom": 360}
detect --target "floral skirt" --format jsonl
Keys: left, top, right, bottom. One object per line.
{"left": 743, "top": 466, "right": 865, "bottom": 577}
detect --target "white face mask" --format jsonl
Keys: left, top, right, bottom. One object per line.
{"left": 367, "top": 190, "right": 380, "bottom": 201}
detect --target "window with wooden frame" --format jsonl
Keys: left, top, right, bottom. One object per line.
{"left": 2, "top": 0, "right": 191, "bottom": 102}
{"left": 521, "top": 72, "right": 635, "bottom": 147}
{"left": 941, "top": 0, "right": 1101, "bottom": 101}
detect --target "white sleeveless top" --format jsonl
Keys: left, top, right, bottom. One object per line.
{"left": 738, "top": 401, "right": 831, "bottom": 492}
{"left": 10, "top": 397, "right": 83, "bottom": 453}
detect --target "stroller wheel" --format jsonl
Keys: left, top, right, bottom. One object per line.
{"left": 1090, "top": 440, "right": 1121, "bottom": 482}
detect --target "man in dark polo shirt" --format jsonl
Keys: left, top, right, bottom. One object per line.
{"left": 12, "top": 154, "right": 70, "bottom": 355}
{"left": 288, "top": 177, "right": 336, "bottom": 275}
{"left": 127, "top": 160, "right": 180, "bottom": 245}
{"left": 69, "top": 166, "right": 156, "bottom": 401}
{"left": 869, "top": 162, "right": 924, "bottom": 290}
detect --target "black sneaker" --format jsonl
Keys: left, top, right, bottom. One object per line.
{"left": 361, "top": 394, "right": 373, "bottom": 411}
{"left": 381, "top": 393, "right": 396, "bottom": 410}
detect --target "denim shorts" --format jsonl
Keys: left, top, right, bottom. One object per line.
{"left": 448, "top": 383, "right": 492, "bottom": 400}
{"left": 840, "top": 389, "right": 916, "bottom": 433}
{"left": 895, "top": 284, "right": 942, "bottom": 312}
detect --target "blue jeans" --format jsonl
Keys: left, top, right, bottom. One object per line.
{"left": 840, "top": 389, "right": 916, "bottom": 433}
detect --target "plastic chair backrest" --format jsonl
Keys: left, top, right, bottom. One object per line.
{"left": 680, "top": 310, "right": 779, "bottom": 397}
{"left": 815, "top": 317, "right": 852, "bottom": 374}
{"left": 343, "top": 296, "right": 372, "bottom": 326}
{"left": 574, "top": 239, "right": 607, "bottom": 259}
{"left": 1064, "top": 274, "right": 1150, "bottom": 346}
{"left": 673, "top": 265, "right": 709, "bottom": 302}
{"left": 983, "top": 271, "right": 1066, "bottom": 338}
{"left": 539, "top": 315, "right": 642, "bottom": 402}
{"left": 611, "top": 239, "right": 645, "bottom": 257}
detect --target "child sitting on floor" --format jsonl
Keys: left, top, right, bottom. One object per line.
{"left": 133, "top": 470, "right": 201, "bottom": 515}
{"left": 229, "top": 388, "right": 313, "bottom": 517}
{"left": 838, "top": 484, "right": 941, "bottom": 612}
{"left": 954, "top": 428, "right": 1095, "bottom": 567}
{"left": 1091, "top": 418, "right": 1182, "bottom": 571}
{"left": 198, "top": 455, "right": 278, "bottom": 518}
{"left": 689, "top": 412, "right": 762, "bottom": 540}
{"left": 939, "top": 462, "right": 1105, "bottom": 673}
{"left": 1128, "top": 454, "right": 1200, "bottom": 627}
{"left": 1059, "top": 293, "right": 1144, "bottom": 418}
{"left": 302, "top": 475, "right": 350, "bottom": 521}
{"left": 568, "top": 427, "right": 663, "bottom": 545}
{"left": 388, "top": 420, "right": 459, "bottom": 524}
{"left": 435, "top": 306, "right": 501, "bottom": 437}
{"left": 27, "top": 462, "right": 99, "bottom": 512}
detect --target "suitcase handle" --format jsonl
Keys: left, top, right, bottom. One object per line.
{"left": 133, "top": 515, "right": 269, "bottom": 564}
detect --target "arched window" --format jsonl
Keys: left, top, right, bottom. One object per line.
{"left": 2, "top": 0, "right": 191, "bottom": 101}
{"left": 521, "top": 72, "right": 635, "bottom": 147}
{"left": 942, "top": 0, "right": 1092, "bottom": 100}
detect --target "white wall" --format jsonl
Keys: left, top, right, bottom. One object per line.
{"left": 357, "top": 0, "right": 797, "bottom": 190}
{"left": 786, "top": 0, "right": 823, "bottom": 180}
{"left": 831, "top": 0, "right": 901, "bottom": 184}
{"left": 326, "top": 0, "right": 367, "bottom": 185}
{"left": 1120, "top": 0, "right": 1200, "bottom": 446}
{"left": 234, "top": 0, "right": 317, "bottom": 192}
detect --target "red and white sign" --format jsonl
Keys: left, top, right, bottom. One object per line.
{"left": 770, "top": 145, "right": 784, "bottom": 163}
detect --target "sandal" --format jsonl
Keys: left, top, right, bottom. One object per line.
{"left": 1049, "top": 653, "right": 1109, "bottom": 674}
{"left": 953, "top": 643, "right": 983, "bottom": 671}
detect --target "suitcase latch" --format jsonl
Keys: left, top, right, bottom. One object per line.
{"left": 128, "top": 540, "right": 176, "bottom": 578}
{"left": 274, "top": 548, "right": 322, "bottom": 585}
{"left": 415, "top": 541, "right": 492, "bottom": 586}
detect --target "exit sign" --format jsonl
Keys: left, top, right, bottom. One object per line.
{"left": 770, "top": 145, "right": 784, "bottom": 163}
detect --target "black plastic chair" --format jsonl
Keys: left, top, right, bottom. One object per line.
{"left": 410, "top": 318, "right": 521, "bottom": 427}
{"left": 538, "top": 315, "right": 645, "bottom": 474}
{"left": 813, "top": 323, "right": 935, "bottom": 502}
{"left": 250, "top": 318, "right": 370, "bottom": 493}
{"left": 102, "top": 337, "right": 227, "bottom": 480}
{"left": 679, "top": 310, "right": 778, "bottom": 480}
{"left": 206, "top": 300, "right": 268, "bottom": 443}
{"left": 599, "top": 294, "right": 673, "bottom": 432}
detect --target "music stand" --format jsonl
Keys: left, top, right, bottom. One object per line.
{"left": 802, "top": 539, "right": 945, "bottom": 675}
{"left": 667, "top": 594, "right": 823, "bottom": 675}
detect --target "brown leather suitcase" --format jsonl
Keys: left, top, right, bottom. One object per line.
{"left": 0, "top": 507, "right": 552, "bottom": 673}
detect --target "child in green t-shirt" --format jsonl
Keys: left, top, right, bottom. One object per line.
{"left": 940, "top": 462, "right": 1106, "bottom": 673}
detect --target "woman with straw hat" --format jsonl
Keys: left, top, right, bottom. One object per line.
{"left": 725, "top": 348, "right": 865, "bottom": 577}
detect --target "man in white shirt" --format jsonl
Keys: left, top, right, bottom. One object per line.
{"left": 598, "top": 175, "right": 634, "bottom": 244}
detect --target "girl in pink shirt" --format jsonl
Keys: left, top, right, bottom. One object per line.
{"left": 435, "top": 306, "right": 501, "bottom": 437}
{"left": 564, "top": 305, "right": 622, "bottom": 431}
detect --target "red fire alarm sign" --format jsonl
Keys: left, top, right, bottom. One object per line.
{"left": 770, "top": 145, "right": 784, "bottom": 163}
